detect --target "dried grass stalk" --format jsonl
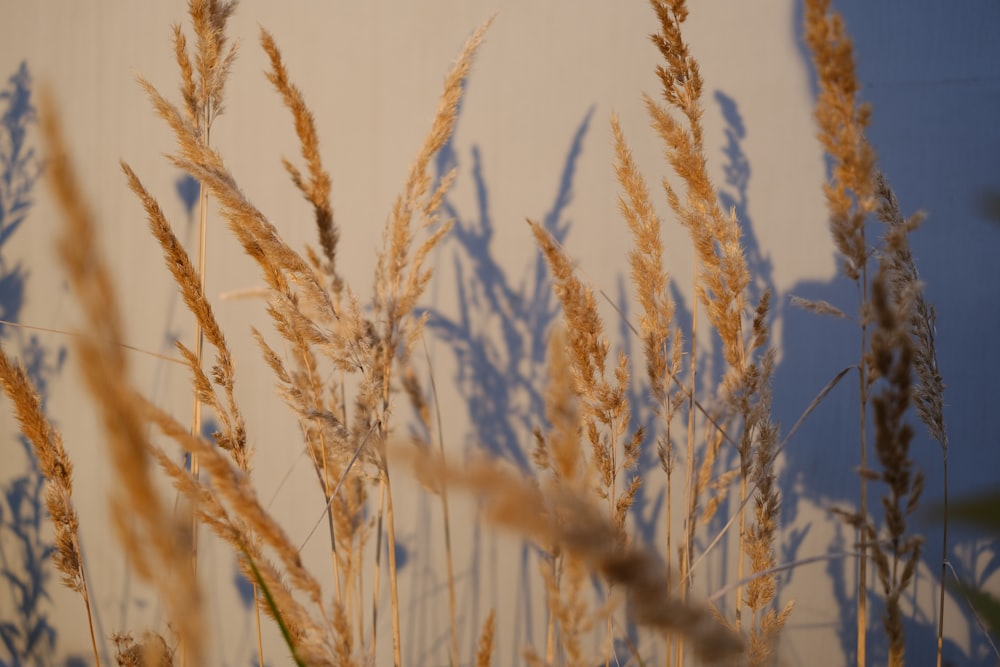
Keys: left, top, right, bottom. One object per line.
{"left": 804, "top": 1, "right": 880, "bottom": 661}
{"left": 0, "top": 345, "right": 100, "bottom": 665}
{"left": 42, "top": 96, "right": 205, "bottom": 666}
{"left": 121, "top": 162, "right": 250, "bottom": 472}
{"left": 260, "top": 27, "right": 341, "bottom": 295}
{"left": 647, "top": 0, "right": 749, "bottom": 373}
{"left": 875, "top": 171, "right": 950, "bottom": 665}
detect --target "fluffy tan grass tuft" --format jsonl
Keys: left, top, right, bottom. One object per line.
{"left": 408, "top": 449, "right": 744, "bottom": 665}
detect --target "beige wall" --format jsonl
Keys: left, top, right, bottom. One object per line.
{"left": 2, "top": 2, "right": 998, "bottom": 665}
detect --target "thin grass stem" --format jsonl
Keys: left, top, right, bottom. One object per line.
{"left": 421, "top": 336, "right": 460, "bottom": 667}
{"left": 936, "top": 447, "right": 948, "bottom": 667}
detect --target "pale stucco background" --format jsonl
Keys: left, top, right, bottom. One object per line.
{"left": 1, "top": 2, "right": 998, "bottom": 666}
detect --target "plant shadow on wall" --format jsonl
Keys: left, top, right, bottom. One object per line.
{"left": 0, "top": 62, "right": 88, "bottom": 667}
{"left": 422, "top": 104, "right": 594, "bottom": 658}
{"left": 622, "top": 87, "right": 798, "bottom": 596}
{"left": 775, "top": 2, "right": 1000, "bottom": 666}
{"left": 423, "top": 85, "right": 799, "bottom": 663}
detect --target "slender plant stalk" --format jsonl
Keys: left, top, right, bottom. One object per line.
{"left": 422, "top": 337, "right": 460, "bottom": 667}
{"left": 803, "top": 2, "right": 881, "bottom": 661}
{"left": 735, "top": 470, "right": 746, "bottom": 631}
{"left": 371, "top": 479, "right": 385, "bottom": 662}
{"left": 185, "top": 178, "right": 206, "bottom": 569}
{"left": 677, "top": 261, "right": 698, "bottom": 667}
{"left": 936, "top": 449, "right": 948, "bottom": 667}
{"left": 545, "top": 556, "right": 557, "bottom": 664}
{"left": 254, "top": 585, "right": 264, "bottom": 667}
{"left": 384, "top": 469, "right": 403, "bottom": 667}
{"left": 856, "top": 273, "right": 869, "bottom": 667}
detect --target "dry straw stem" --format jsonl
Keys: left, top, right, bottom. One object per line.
{"left": 401, "top": 339, "right": 461, "bottom": 667}
{"left": 0, "top": 345, "right": 101, "bottom": 665}
{"left": 408, "top": 449, "right": 744, "bottom": 665}
{"left": 42, "top": 96, "right": 205, "bottom": 665}
{"left": 173, "top": 0, "right": 239, "bottom": 575}
{"left": 260, "top": 24, "right": 354, "bottom": 607}
{"left": 804, "top": 1, "right": 878, "bottom": 662}
{"left": 644, "top": 3, "right": 788, "bottom": 653}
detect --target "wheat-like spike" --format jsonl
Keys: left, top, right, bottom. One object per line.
{"left": 874, "top": 172, "right": 946, "bottom": 449}
{"left": 138, "top": 73, "right": 345, "bottom": 317}
{"left": 122, "top": 161, "right": 250, "bottom": 471}
{"left": 646, "top": 1, "right": 750, "bottom": 374}
{"left": 612, "top": 113, "right": 682, "bottom": 413}
{"left": 376, "top": 16, "right": 493, "bottom": 340}
{"left": 741, "top": 346, "right": 789, "bottom": 665}
{"left": 474, "top": 610, "right": 496, "bottom": 667}
{"left": 188, "top": 0, "right": 238, "bottom": 129}
{"left": 172, "top": 24, "right": 198, "bottom": 127}
{"left": 803, "top": 0, "right": 876, "bottom": 282}
{"left": 260, "top": 28, "right": 342, "bottom": 294}
{"left": 530, "top": 220, "right": 641, "bottom": 533}
{"left": 0, "top": 346, "right": 84, "bottom": 593}
{"left": 789, "top": 295, "right": 849, "bottom": 320}
{"left": 0, "top": 343, "right": 104, "bottom": 666}
{"left": 874, "top": 170, "right": 952, "bottom": 666}
{"left": 803, "top": 2, "right": 880, "bottom": 662}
